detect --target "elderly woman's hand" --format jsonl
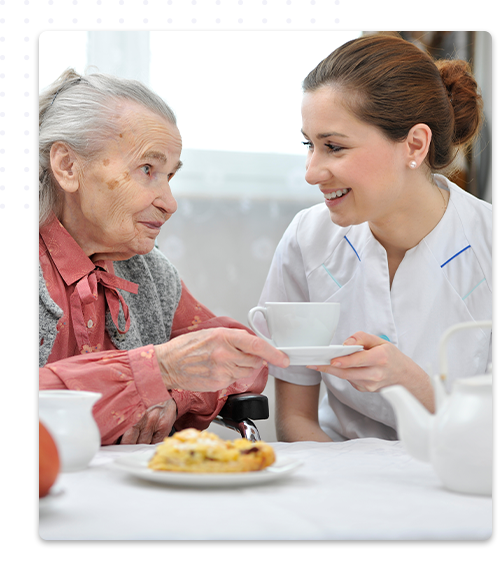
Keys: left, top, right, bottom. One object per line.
{"left": 155, "top": 328, "right": 289, "bottom": 392}
{"left": 120, "top": 399, "right": 177, "bottom": 445}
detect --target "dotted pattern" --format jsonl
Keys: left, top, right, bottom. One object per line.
{"left": 39, "top": 0, "right": 340, "bottom": 26}
{"left": 0, "top": 1, "right": 346, "bottom": 219}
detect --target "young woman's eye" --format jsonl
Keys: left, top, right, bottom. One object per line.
{"left": 325, "top": 143, "right": 344, "bottom": 153}
{"left": 302, "top": 141, "right": 343, "bottom": 153}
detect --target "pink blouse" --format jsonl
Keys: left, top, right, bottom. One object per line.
{"left": 39, "top": 215, "right": 267, "bottom": 444}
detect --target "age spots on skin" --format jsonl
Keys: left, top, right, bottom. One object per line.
{"left": 106, "top": 170, "right": 130, "bottom": 190}
{"left": 102, "top": 159, "right": 110, "bottom": 167}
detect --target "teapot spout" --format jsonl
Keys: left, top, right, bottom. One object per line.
{"left": 381, "top": 385, "right": 433, "bottom": 462}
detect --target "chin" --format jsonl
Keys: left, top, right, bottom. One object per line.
{"left": 328, "top": 209, "right": 365, "bottom": 229}
{"left": 134, "top": 239, "right": 157, "bottom": 256}
{"left": 328, "top": 212, "right": 353, "bottom": 228}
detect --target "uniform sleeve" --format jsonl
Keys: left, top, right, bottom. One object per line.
{"left": 167, "top": 281, "right": 268, "bottom": 430}
{"left": 257, "top": 212, "right": 323, "bottom": 386}
{"left": 39, "top": 345, "right": 170, "bottom": 445}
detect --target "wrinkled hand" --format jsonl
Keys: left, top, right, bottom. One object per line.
{"left": 308, "top": 331, "right": 429, "bottom": 394}
{"left": 120, "top": 399, "right": 177, "bottom": 444}
{"left": 155, "top": 327, "right": 289, "bottom": 393}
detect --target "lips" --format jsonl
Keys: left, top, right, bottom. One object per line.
{"left": 140, "top": 221, "right": 164, "bottom": 230}
{"left": 321, "top": 188, "right": 351, "bottom": 207}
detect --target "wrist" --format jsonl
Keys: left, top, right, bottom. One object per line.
{"left": 402, "top": 364, "right": 435, "bottom": 413}
{"left": 154, "top": 344, "right": 175, "bottom": 390}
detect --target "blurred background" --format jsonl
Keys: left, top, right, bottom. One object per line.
{"left": 39, "top": 31, "right": 492, "bottom": 441}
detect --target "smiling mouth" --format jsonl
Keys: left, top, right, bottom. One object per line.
{"left": 323, "top": 188, "right": 350, "bottom": 200}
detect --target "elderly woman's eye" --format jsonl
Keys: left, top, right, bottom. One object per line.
{"left": 141, "top": 164, "right": 152, "bottom": 175}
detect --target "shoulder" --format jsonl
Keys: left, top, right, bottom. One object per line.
{"left": 438, "top": 175, "right": 491, "bottom": 257}
{"left": 436, "top": 174, "right": 492, "bottom": 232}
{"left": 435, "top": 175, "right": 492, "bottom": 293}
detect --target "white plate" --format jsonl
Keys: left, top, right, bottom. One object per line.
{"left": 278, "top": 344, "right": 363, "bottom": 365}
{"left": 111, "top": 450, "right": 302, "bottom": 488}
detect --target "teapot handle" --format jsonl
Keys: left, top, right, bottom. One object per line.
{"left": 438, "top": 320, "right": 492, "bottom": 382}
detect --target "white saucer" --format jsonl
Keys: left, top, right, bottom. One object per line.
{"left": 277, "top": 345, "right": 363, "bottom": 366}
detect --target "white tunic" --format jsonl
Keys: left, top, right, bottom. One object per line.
{"left": 259, "top": 175, "right": 492, "bottom": 441}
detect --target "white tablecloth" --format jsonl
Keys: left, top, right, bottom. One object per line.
{"left": 39, "top": 438, "right": 492, "bottom": 541}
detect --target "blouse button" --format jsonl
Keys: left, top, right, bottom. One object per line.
{"left": 87, "top": 319, "right": 94, "bottom": 329}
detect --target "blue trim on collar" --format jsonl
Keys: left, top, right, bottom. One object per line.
{"left": 344, "top": 235, "right": 361, "bottom": 261}
{"left": 440, "top": 245, "right": 471, "bottom": 268}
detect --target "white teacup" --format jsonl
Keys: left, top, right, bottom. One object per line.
{"left": 248, "top": 302, "right": 340, "bottom": 348}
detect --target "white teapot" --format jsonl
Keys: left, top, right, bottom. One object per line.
{"left": 39, "top": 390, "right": 102, "bottom": 472}
{"left": 381, "top": 321, "right": 492, "bottom": 496}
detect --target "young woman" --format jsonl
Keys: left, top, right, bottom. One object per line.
{"left": 258, "top": 34, "right": 491, "bottom": 442}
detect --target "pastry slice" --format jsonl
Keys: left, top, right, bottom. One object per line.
{"left": 148, "top": 428, "right": 276, "bottom": 473}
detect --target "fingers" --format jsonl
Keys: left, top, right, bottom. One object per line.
{"left": 157, "top": 328, "right": 289, "bottom": 393}
{"left": 307, "top": 332, "right": 391, "bottom": 392}
{"left": 304, "top": 332, "right": 385, "bottom": 374}
{"left": 120, "top": 400, "right": 176, "bottom": 445}
{"left": 309, "top": 362, "right": 385, "bottom": 393}
{"left": 222, "top": 328, "right": 289, "bottom": 368}
{"left": 149, "top": 403, "right": 177, "bottom": 444}
{"left": 120, "top": 423, "right": 141, "bottom": 445}
{"left": 343, "top": 331, "right": 387, "bottom": 349}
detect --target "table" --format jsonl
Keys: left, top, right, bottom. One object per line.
{"left": 39, "top": 437, "right": 492, "bottom": 541}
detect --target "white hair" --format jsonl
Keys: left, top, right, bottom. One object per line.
{"left": 39, "top": 68, "right": 177, "bottom": 225}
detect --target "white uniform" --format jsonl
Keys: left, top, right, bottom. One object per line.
{"left": 259, "top": 175, "right": 492, "bottom": 441}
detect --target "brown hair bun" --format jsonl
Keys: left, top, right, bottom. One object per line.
{"left": 436, "top": 58, "right": 484, "bottom": 147}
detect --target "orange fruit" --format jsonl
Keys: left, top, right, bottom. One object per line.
{"left": 39, "top": 421, "right": 60, "bottom": 498}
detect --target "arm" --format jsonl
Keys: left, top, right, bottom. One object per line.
{"left": 275, "top": 379, "right": 332, "bottom": 442}
{"left": 40, "top": 280, "right": 287, "bottom": 444}
{"left": 40, "top": 345, "right": 170, "bottom": 445}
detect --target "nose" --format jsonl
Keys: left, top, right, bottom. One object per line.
{"left": 154, "top": 178, "right": 178, "bottom": 216}
{"left": 305, "top": 150, "right": 332, "bottom": 186}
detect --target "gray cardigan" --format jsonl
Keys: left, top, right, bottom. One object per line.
{"left": 39, "top": 247, "right": 182, "bottom": 367}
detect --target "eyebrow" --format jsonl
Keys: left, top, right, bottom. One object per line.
{"left": 141, "top": 150, "right": 168, "bottom": 163}
{"left": 301, "top": 129, "right": 349, "bottom": 139}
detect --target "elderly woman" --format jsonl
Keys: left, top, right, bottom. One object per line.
{"left": 39, "top": 69, "right": 288, "bottom": 445}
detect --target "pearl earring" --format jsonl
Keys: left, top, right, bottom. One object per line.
{"left": 409, "top": 161, "right": 417, "bottom": 169}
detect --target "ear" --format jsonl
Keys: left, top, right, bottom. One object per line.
{"left": 405, "top": 123, "right": 432, "bottom": 168}
{"left": 49, "top": 142, "right": 81, "bottom": 193}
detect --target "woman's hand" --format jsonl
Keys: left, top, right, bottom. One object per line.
{"left": 308, "top": 331, "right": 435, "bottom": 412}
{"left": 120, "top": 399, "right": 177, "bottom": 445}
{"left": 155, "top": 327, "right": 290, "bottom": 393}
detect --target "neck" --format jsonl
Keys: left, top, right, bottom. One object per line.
{"left": 369, "top": 175, "right": 448, "bottom": 256}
